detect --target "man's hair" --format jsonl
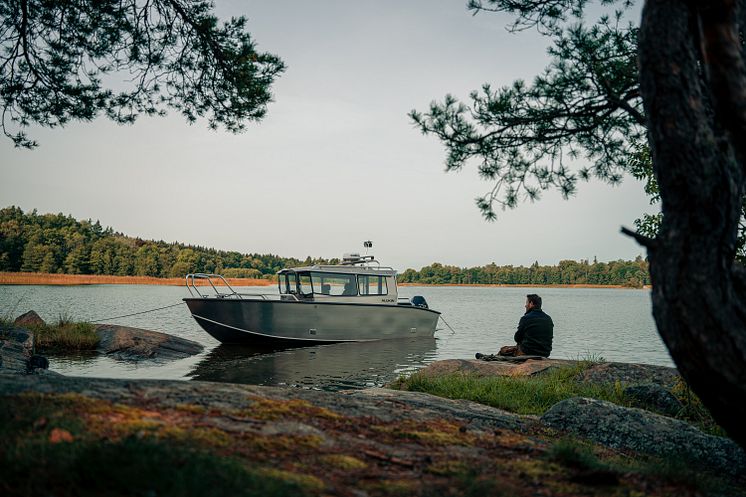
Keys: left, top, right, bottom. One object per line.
{"left": 526, "top": 294, "right": 542, "bottom": 309}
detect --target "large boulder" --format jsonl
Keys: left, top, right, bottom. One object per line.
{"left": 13, "top": 310, "right": 46, "bottom": 328}
{"left": 541, "top": 397, "right": 745, "bottom": 477}
{"left": 624, "top": 383, "right": 683, "bottom": 417}
{"left": 0, "top": 327, "right": 33, "bottom": 371}
{"left": 577, "top": 362, "right": 680, "bottom": 388}
{"left": 0, "top": 327, "right": 52, "bottom": 374}
{"left": 95, "top": 324, "right": 204, "bottom": 361}
{"left": 415, "top": 358, "right": 576, "bottom": 378}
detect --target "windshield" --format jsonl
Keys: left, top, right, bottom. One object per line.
{"left": 279, "top": 272, "right": 297, "bottom": 294}
{"left": 309, "top": 272, "right": 357, "bottom": 296}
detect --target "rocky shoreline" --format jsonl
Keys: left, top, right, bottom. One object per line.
{"left": 4, "top": 310, "right": 203, "bottom": 365}
{"left": 1, "top": 325, "right": 745, "bottom": 496}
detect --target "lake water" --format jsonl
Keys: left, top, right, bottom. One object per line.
{"left": 0, "top": 284, "right": 672, "bottom": 390}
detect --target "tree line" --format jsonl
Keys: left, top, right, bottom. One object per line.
{"left": 0, "top": 207, "right": 335, "bottom": 279}
{"left": 1, "top": 206, "right": 649, "bottom": 286}
{"left": 398, "top": 258, "right": 649, "bottom": 288}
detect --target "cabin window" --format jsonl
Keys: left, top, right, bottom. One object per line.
{"left": 358, "top": 275, "right": 388, "bottom": 296}
{"left": 279, "top": 273, "right": 297, "bottom": 294}
{"left": 299, "top": 273, "right": 313, "bottom": 295}
{"left": 310, "top": 272, "right": 357, "bottom": 296}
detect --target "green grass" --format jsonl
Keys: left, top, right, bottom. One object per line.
{"left": 394, "top": 361, "right": 625, "bottom": 415}
{"left": 670, "top": 378, "right": 727, "bottom": 437}
{"left": 547, "top": 437, "right": 611, "bottom": 472}
{"left": 31, "top": 319, "right": 99, "bottom": 352}
{"left": 394, "top": 361, "right": 725, "bottom": 436}
{"left": 1, "top": 309, "right": 99, "bottom": 352}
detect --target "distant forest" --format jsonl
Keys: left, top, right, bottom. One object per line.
{"left": 398, "top": 259, "right": 649, "bottom": 288}
{"left": 0, "top": 207, "right": 649, "bottom": 286}
{"left": 0, "top": 206, "right": 335, "bottom": 279}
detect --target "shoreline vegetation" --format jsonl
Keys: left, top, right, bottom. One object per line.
{"left": 0, "top": 272, "right": 645, "bottom": 288}
{"left": 1, "top": 206, "right": 651, "bottom": 288}
{"left": 0, "top": 272, "right": 271, "bottom": 287}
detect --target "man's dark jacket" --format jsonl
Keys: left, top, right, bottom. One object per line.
{"left": 514, "top": 308, "right": 554, "bottom": 357}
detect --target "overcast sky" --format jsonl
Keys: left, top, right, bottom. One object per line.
{"left": 0, "top": 0, "right": 652, "bottom": 271}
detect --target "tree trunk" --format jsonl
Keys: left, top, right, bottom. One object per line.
{"left": 637, "top": 0, "right": 746, "bottom": 449}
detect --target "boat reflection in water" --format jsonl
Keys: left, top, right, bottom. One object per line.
{"left": 187, "top": 337, "right": 438, "bottom": 391}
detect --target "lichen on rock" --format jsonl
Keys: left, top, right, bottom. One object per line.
{"left": 540, "top": 396, "right": 746, "bottom": 477}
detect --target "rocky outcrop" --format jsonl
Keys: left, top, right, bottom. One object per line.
{"left": 0, "top": 327, "right": 33, "bottom": 371}
{"left": 13, "top": 310, "right": 45, "bottom": 328}
{"left": 0, "top": 372, "right": 530, "bottom": 433}
{"left": 577, "top": 362, "right": 680, "bottom": 388}
{"left": 0, "top": 373, "right": 613, "bottom": 497}
{"left": 415, "top": 358, "right": 576, "bottom": 378}
{"left": 624, "top": 383, "right": 683, "bottom": 417}
{"left": 0, "top": 367, "right": 742, "bottom": 495}
{"left": 0, "top": 327, "right": 54, "bottom": 374}
{"left": 416, "top": 359, "right": 681, "bottom": 385}
{"left": 541, "top": 397, "right": 745, "bottom": 477}
{"left": 95, "top": 324, "right": 204, "bottom": 361}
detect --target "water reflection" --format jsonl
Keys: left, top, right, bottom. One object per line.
{"left": 187, "top": 337, "right": 438, "bottom": 391}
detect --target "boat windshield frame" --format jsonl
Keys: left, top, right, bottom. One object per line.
{"left": 277, "top": 268, "right": 392, "bottom": 298}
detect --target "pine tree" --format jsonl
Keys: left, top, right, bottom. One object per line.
{"left": 0, "top": 0, "right": 285, "bottom": 148}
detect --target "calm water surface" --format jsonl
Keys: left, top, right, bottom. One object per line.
{"left": 0, "top": 284, "right": 671, "bottom": 390}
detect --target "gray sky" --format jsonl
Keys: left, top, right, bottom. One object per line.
{"left": 0, "top": 0, "right": 653, "bottom": 271}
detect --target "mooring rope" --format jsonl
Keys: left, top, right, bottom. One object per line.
{"left": 438, "top": 315, "right": 457, "bottom": 335}
{"left": 89, "top": 301, "right": 186, "bottom": 323}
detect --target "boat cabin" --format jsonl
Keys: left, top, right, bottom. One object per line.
{"left": 277, "top": 254, "right": 398, "bottom": 304}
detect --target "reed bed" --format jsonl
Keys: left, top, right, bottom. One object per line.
{"left": 0, "top": 272, "right": 273, "bottom": 287}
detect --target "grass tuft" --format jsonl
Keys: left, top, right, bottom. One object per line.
{"left": 32, "top": 321, "right": 99, "bottom": 352}
{"left": 547, "top": 438, "right": 608, "bottom": 472}
{"left": 395, "top": 362, "right": 621, "bottom": 415}
{"left": 395, "top": 361, "right": 725, "bottom": 436}
{"left": 669, "top": 378, "right": 727, "bottom": 437}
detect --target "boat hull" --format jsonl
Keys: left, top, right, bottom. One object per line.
{"left": 184, "top": 298, "right": 441, "bottom": 345}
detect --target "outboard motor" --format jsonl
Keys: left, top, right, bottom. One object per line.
{"left": 411, "top": 295, "right": 429, "bottom": 309}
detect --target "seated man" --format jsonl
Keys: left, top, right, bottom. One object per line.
{"left": 499, "top": 294, "right": 553, "bottom": 357}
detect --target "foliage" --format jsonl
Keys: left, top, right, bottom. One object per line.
{"left": 629, "top": 144, "right": 746, "bottom": 263}
{"left": 399, "top": 257, "right": 649, "bottom": 287}
{"left": 0, "top": 0, "right": 285, "bottom": 148}
{"left": 395, "top": 365, "right": 724, "bottom": 436}
{"left": 411, "top": 1, "right": 641, "bottom": 220}
{"left": 0, "top": 206, "right": 337, "bottom": 278}
{"left": 460, "top": 0, "right": 746, "bottom": 453}
{"left": 413, "top": 1, "right": 746, "bottom": 262}
{"left": 394, "top": 362, "right": 626, "bottom": 416}
{"left": 670, "top": 378, "right": 727, "bottom": 438}
{"left": 31, "top": 320, "right": 99, "bottom": 352}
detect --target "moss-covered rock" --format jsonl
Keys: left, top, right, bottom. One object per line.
{"left": 541, "top": 397, "right": 745, "bottom": 477}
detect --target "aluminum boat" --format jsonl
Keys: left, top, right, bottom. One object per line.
{"left": 184, "top": 252, "right": 440, "bottom": 345}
